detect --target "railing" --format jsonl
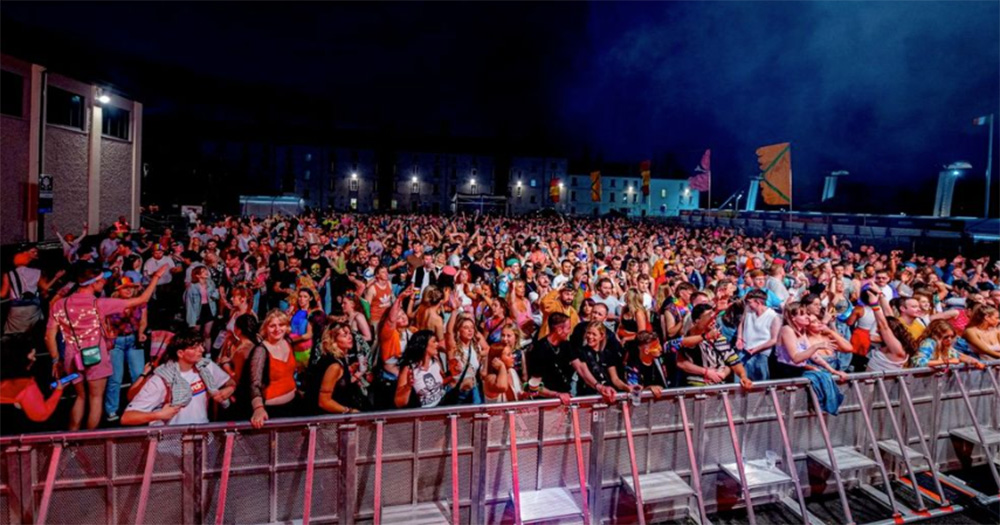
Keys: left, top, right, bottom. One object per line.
{"left": 2, "top": 363, "right": 998, "bottom": 525}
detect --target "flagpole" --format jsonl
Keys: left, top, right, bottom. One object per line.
{"left": 986, "top": 114, "right": 994, "bottom": 218}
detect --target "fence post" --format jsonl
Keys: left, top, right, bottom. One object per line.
{"left": 6, "top": 445, "right": 32, "bottom": 525}
{"left": 181, "top": 433, "right": 203, "bottom": 525}
{"left": 469, "top": 414, "right": 489, "bottom": 525}
{"left": 35, "top": 442, "right": 61, "bottom": 525}
{"left": 337, "top": 424, "right": 359, "bottom": 525}
{"left": 586, "top": 404, "right": 607, "bottom": 525}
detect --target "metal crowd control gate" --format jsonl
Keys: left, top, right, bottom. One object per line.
{"left": 1, "top": 363, "right": 997, "bottom": 525}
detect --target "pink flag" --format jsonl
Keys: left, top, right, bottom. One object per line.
{"left": 688, "top": 149, "right": 711, "bottom": 191}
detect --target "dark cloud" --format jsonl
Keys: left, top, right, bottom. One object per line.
{"left": 558, "top": 2, "right": 999, "bottom": 212}
{"left": 3, "top": 1, "right": 996, "bottom": 213}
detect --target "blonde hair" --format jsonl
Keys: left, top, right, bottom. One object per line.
{"left": 319, "top": 323, "right": 351, "bottom": 359}
{"left": 259, "top": 309, "right": 291, "bottom": 339}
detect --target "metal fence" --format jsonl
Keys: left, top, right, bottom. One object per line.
{"left": 2, "top": 362, "right": 998, "bottom": 525}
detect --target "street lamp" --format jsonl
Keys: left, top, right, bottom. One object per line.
{"left": 96, "top": 89, "right": 111, "bottom": 104}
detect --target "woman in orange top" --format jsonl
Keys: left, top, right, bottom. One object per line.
{"left": 373, "top": 287, "right": 415, "bottom": 409}
{"left": 249, "top": 310, "right": 299, "bottom": 429}
{"left": 1, "top": 337, "right": 66, "bottom": 425}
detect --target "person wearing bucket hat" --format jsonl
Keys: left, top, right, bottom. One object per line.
{"left": 46, "top": 264, "right": 168, "bottom": 430}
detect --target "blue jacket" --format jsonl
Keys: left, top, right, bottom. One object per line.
{"left": 184, "top": 279, "right": 220, "bottom": 326}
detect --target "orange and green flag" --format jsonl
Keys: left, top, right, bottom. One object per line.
{"left": 590, "top": 171, "right": 601, "bottom": 202}
{"left": 640, "top": 160, "right": 651, "bottom": 196}
{"left": 755, "top": 142, "right": 792, "bottom": 206}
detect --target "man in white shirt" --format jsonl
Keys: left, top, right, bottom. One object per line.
{"left": 143, "top": 245, "right": 176, "bottom": 287}
{"left": 736, "top": 289, "right": 782, "bottom": 381}
{"left": 592, "top": 277, "right": 622, "bottom": 326}
{"left": 99, "top": 231, "right": 120, "bottom": 262}
{"left": 552, "top": 260, "right": 574, "bottom": 290}
{"left": 122, "top": 330, "right": 234, "bottom": 426}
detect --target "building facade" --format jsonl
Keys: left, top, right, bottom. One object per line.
{"left": 507, "top": 156, "right": 568, "bottom": 215}
{"left": 391, "top": 151, "right": 495, "bottom": 213}
{"left": 1, "top": 54, "right": 143, "bottom": 244}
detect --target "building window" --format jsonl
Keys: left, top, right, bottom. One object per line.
{"left": 472, "top": 168, "right": 478, "bottom": 176}
{"left": 571, "top": 177, "right": 577, "bottom": 186}
{"left": 1, "top": 70, "right": 23, "bottom": 117}
{"left": 530, "top": 179, "right": 536, "bottom": 187}
{"left": 330, "top": 160, "right": 336, "bottom": 172}
{"left": 516, "top": 186, "right": 522, "bottom": 197}
{"left": 412, "top": 181, "right": 419, "bottom": 194}
{"left": 350, "top": 178, "right": 359, "bottom": 191}
{"left": 305, "top": 153, "right": 312, "bottom": 162}
{"left": 610, "top": 179, "right": 616, "bottom": 188}
{"left": 46, "top": 86, "right": 85, "bottom": 130}
{"left": 660, "top": 189, "right": 667, "bottom": 198}
{"left": 330, "top": 179, "right": 336, "bottom": 191}
{"left": 350, "top": 198, "right": 357, "bottom": 210}
{"left": 609, "top": 192, "right": 615, "bottom": 203}
{"left": 303, "top": 170, "right": 311, "bottom": 181}
{"left": 571, "top": 206, "right": 576, "bottom": 214}
{"left": 633, "top": 194, "right": 638, "bottom": 203}
{"left": 433, "top": 183, "right": 439, "bottom": 194}
{"left": 530, "top": 195, "right": 536, "bottom": 204}
{"left": 571, "top": 190, "right": 576, "bottom": 202}
{"left": 391, "top": 199, "right": 398, "bottom": 210}
{"left": 471, "top": 182, "right": 478, "bottom": 193}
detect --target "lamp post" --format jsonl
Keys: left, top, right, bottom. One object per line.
{"left": 983, "top": 115, "right": 994, "bottom": 217}
{"left": 933, "top": 161, "right": 971, "bottom": 217}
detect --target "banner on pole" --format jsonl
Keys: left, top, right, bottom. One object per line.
{"left": 755, "top": 143, "right": 792, "bottom": 206}
{"left": 590, "top": 171, "right": 601, "bottom": 202}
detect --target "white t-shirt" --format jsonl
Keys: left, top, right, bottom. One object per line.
{"left": 593, "top": 294, "right": 622, "bottom": 318}
{"left": 742, "top": 308, "right": 780, "bottom": 355}
{"left": 144, "top": 256, "right": 176, "bottom": 286}
{"left": 126, "top": 362, "right": 230, "bottom": 426}
{"left": 411, "top": 360, "right": 445, "bottom": 408}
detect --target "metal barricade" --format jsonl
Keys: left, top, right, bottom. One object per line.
{"left": 1, "top": 363, "right": 997, "bottom": 525}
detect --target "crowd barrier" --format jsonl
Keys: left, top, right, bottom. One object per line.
{"left": 1, "top": 362, "right": 998, "bottom": 525}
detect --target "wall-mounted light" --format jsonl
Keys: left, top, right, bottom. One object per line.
{"left": 96, "top": 89, "right": 111, "bottom": 104}
{"left": 351, "top": 172, "right": 358, "bottom": 179}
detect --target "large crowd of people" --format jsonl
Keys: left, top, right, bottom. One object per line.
{"left": 2, "top": 212, "right": 998, "bottom": 432}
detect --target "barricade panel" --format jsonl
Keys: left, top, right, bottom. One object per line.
{"left": 0, "top": 364, "right": 997, "bottom": 525}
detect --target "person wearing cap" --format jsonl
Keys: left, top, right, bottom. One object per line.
{"left": 102, "top": 277, "right": 149, "bottom": 422}
{"left": 538, "top": 284, "right": 580, "bottom": 338}
{"left": 45, "top": 264, "right": 168, "bottom": 430}
{"left": 497, "top": 258, "right": 520, "bottom": 299}
{"left": 765, "top": 261, "right": 791, "bottom": 304}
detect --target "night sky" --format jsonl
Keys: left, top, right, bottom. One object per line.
{"left": 2, "top": 1, "right": 998, "bottom": 215}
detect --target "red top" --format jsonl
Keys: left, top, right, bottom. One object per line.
{"left": 264, "top": 345, "right": 297, "bottom": 401}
